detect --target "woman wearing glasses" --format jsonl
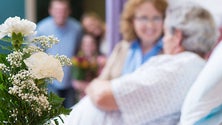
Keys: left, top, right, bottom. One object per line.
{"left": 98, "top": 0, "right": 168, "bottom": 80}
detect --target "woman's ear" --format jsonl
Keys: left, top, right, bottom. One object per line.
{"left": 173, "top": 29, "right": 183, "bottom": 46}
{"left": 172, "top": 29, "right": 185, "bottom": 53}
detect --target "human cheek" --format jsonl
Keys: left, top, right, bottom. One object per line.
{"left": 155, "top": 23, "right": 164, "bottom": 36}
{"left": 133, "top": 22, "right": 142, "bottom": 34}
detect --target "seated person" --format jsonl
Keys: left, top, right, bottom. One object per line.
{"left": 179, "top": 41, "right": 222, "bottom": 125}
{"left": 65, "top": 2, "right": 218, "bottom": 125}
{"left": 98, "top": 0, "right": 167, "bottom": 80}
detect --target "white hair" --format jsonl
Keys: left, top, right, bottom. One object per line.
{"left": 165, "top": 2, "right": 219, "bottom": 55}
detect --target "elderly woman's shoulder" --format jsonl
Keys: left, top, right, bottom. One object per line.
{"left": 172, "top": 52, "right": 206, "bottom": 68}
{"left": 177, "top": 51, "right": 202, "bottom": 58}
{"left": 147, "top": 51, "right": 205, "bottom": 66}
{"left": 175, "top": 51, "right": 205, "bottom": 61}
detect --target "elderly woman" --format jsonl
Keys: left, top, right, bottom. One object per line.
{"left": 65, "top": 2, "right": 218, "bottom": 125}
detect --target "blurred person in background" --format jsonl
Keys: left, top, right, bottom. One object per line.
{"left": 71, "top": 33, "right": 106, "bottom": 100}
{"left": 81, "top": 12, "right": 109, "bottom": 56}
{"left": 36, "top": 0, "right": 82, "bottom": 108}
{"left": 99, "top": 0, "right": 167, "bottom": 80}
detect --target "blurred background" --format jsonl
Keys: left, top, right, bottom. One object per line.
{"left": 0, "top": 0, "right": 222, "bottom": 53}
{"left": 0, "top": 0, "right": 105, "bottom": 23}
{"left": 0, "top": 0, "right": 108, "bottom": 54}
{"left": 0, "top": 0, "right": 128, "bottom": 54}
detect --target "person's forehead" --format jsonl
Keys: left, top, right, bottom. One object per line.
{"left": 51, "top": 1, "right": 69, "bottom": 8}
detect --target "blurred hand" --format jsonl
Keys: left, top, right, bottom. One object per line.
{"left": 86, "top": 79, "right": 118, "bottom": 111}
{"left": 72, "top": 80, "right": 89, "bottom": 92}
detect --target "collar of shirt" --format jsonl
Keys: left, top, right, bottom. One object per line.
{"left": 121, "top": 38, "right": 163, "bottom": 75}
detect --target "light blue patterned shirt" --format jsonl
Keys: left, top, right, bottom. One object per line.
{"left": 65, "top": 52, "right": 206, "bottom": 125}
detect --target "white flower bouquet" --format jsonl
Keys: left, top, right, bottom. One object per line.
{"left": 0, "top": 17, "right": 71, "bottom": 125}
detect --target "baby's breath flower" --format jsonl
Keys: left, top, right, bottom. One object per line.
{"left": 22, "top": 46, "right": 43, "bottom": 54}
{"left": 0, "top": 63, "right": 6, "bottom": 69}
{"left": 8, "top": 70, "right": 33, "bottom": 85}
{"left": 0, "top": 63, "right": 10, "bottom": 72}
{"left": 55, "top": 55, "right": 72, "bottom": 66}
{"left": 6, "top": 51, "right": 24, "bottom": 68}
{"left": 10, "top": 109, "right": 18, "bottom": 118}
{"left": 31, "top": 35, "right": 59, "bottom": 50}
{"left": 8, "top": 78, "right": 51, "bottom": 116}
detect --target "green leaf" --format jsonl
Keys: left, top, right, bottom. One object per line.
{"left": 11, "top": 32, "right": 24, "bottom": 50}
{"left": 0, "top": 44, "right": 13, "bottom": 52}
{"left": 54, "top": 119, "right": 59, "bottom": 125}
{"left": 0, "top": 54, "right": 7, "bottom": 63}
{"left": 58, "top": 115, "right": 65, "bottom": 124}
{"left": 0, "top": 37, "right": 12, "bottom": 43}
{"left": 0, "top": 84, "right": 4, "bottom": 90}
{"left": 0, "top": 71, "right": 3, "bottom": 81}
{"left": 48, "top": 92, "right": 72, "bottom": 115}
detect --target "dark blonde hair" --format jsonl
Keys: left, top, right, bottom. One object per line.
{"left": 81, "top": 12, "right": 103, "bottom": 23}
{"left": 81, "top": 12, "right": 106, "bottom": 38}
{"left": 120, "top": 0, "right": 168, "bottom": 41}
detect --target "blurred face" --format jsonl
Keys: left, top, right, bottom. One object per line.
{"left": 82, "top": 17, "right": 103, "bottom": 37}
{"left": 163, "top": 27, "right": 182, "bottom": 54}
{"left": 133, "top": 2, "right": 163, "bottom": 45}
{"left": 163, "top": 27, "right": 175, "bottom": 54}
{"left": 49, "top": 1, "right": 70, "bottom": 26}
{"left": 81, "top": 35, "right": 97, "bottom": 56}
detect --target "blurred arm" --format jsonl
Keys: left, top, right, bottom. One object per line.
{"left": 86, "top": 79, "right": 118, "bottom": 111}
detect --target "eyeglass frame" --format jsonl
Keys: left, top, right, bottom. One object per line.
{"left": 133, "top": 16, "right": 163, "bottom": 24}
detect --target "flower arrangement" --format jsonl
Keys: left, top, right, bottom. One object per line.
{"left": 0, "top": 17, "right": 71, "bottom": 125}
{"left": 71, "top": 55, "right": 98, "bottom": 82}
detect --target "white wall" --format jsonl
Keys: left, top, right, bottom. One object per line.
{"left": 25, "top": 0, "right": 36, "bottom": 22}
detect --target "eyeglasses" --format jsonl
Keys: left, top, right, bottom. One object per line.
{"left": 134, "top": 16, "right": 163, "bottom": 24}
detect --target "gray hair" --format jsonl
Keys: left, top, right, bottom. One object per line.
{"left": 164, "top": 2, "right": 219, "bottom": 55}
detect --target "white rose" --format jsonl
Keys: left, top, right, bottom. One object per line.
{"left": 0, "top": 16, "right": 36, "bottom": 39}
{"left": 24, "top": 52, "right": 64, "bottom": 82}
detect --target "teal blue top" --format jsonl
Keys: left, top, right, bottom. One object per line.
{"left": 195, "top": 104, "right": 222, "bottom": 125}
{"left": 121, "top": 38, "right": 163, "bottom": 75}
